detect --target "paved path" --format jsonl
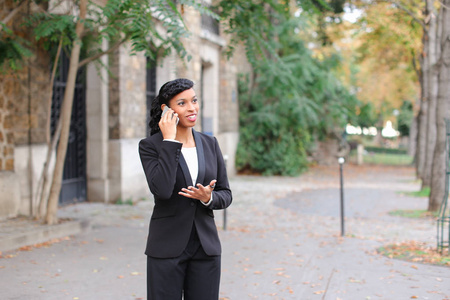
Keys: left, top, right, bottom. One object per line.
{"left": 1, "top": 164, "right": 449, "bottom": 299}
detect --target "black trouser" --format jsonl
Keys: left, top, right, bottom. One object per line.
{"left": 147, "top": 227, "right": 221, "bottom": 300}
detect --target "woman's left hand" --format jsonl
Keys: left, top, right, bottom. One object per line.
{"left": 179, "top": 180, "right": 217, "bottom": 203}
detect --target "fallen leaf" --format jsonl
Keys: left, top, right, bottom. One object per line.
{"left": 313, "top": 290, "right": 325, "bottom": 294}
{"left": 130, "top": 271, "right": 141, "bottom": 276}
{"left": 117, "top": 275, "right": 124, "bottom": 279}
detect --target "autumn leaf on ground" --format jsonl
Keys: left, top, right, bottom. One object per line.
{"left": 313, "top": 290, "right": 325, "bottom": 294}
{"left": 378, "top": 241, "right": 450, "bottom": 267}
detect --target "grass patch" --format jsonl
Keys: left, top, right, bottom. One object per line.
{"left": 389, "top": 209, "right": 439, "bottom": 218}
{"left": 402, "top": 187, "right": 430, "bottom": 197}
{"left": 378, "top": 241, "right": 450, "bottom": 267}
{"left": 363, "top": 153, "right": 414, "bottom": 165}
{"left": 115, "top": 198, "right": 134, "bottom": 206}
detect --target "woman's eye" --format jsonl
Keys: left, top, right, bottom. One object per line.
{"left": 193, "top": 99, "right": 198, "bottom": 103}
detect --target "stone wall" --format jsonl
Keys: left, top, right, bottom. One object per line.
{"left": 108, "top": 46, "right": 147, "bottom": 140}
{"left": 0, "top": 76, "right": 15, "bottom": 171}
{"left": 0, "top": 2, "right": 51, "bottom": 171}
{"left": 0, "top": 1, "right": 50, "bottom": 217}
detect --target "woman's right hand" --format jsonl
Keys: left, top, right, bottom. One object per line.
{"left": 159, "top": 108, "right": 178, "bottom": 140}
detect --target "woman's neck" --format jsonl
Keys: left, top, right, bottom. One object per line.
{"left": 176, "top": 127, "right": 195, "bottom": 147}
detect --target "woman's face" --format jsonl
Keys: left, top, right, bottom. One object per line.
{"left": 168, "top": 88, "right": 199, "bottom": 128}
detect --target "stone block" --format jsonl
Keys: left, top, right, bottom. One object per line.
{"left": 5, "top": 158, "right": 14, "bottom": 171}
{"left": 0, "top": 171, "right": 21, "bottom": 219}
{"left": 7, "top": 131, "right": 17, "bottom": 144}
{"left": 3, "top": 115, "right": 13, "bottom": 129}
{"left": 3, "top": 145, "right": 14, "bottom": 156}
{"left": 87, "top": 179, "right": 109, "bottom": 203}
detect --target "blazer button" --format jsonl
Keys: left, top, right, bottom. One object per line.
{"left": 190, "top": 202, "right": 195, "bottom": 207}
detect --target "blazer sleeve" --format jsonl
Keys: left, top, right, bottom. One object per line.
{"left": 139, "top": 138, "right": 182, "bottom": 200}
{"left": 209, "top": 137, "right": 232, "bottom": 210}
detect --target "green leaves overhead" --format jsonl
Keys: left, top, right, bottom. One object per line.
{"left": 1, "top": 0, "right": 216, "bottom": 71}
{"left": 233, "top": 4, "right": 357, "bottom": 176}
{"left": 0, "top": 36, "right": 32, "bottom": 71}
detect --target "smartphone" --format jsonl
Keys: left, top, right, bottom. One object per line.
{"left": 162, "top": 106, "right": 179, "bottom": 125}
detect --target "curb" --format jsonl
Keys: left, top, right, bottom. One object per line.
{"left": 0, "top": 218, "right": 90, "bottom": 253}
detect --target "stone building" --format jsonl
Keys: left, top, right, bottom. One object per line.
{"left": 0, "top": 1, "right": 249, "bottom": 219}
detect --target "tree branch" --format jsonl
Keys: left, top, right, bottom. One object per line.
{"left": 0, "top": 0, "right": 28, "bottom": 33}
{"left": 411, "top": 49, "right": 421, "bottom": 79}
{"left": 379, "top": 0, "right": 427, "bottom": 32}
{"left": 78, "top": 37, "right": 128, "bottom": 68}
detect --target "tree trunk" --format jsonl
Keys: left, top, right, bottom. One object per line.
{"left": 36, "top": 38, "right": 63, "bottom": 220}
{"left": 429, "top": 1, "right": 450, "bottom": 212}
{"left": 45, "top": 0, "right": 87, "bottom": 225}
{"left": 422, "top": 0, "right": 439, "bottom": 188}
{"left": 416, "top": 39, "right": 429, "bottom": 180}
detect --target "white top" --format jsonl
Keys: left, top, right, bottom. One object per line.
{"left": 181, "top": 147, "right": 198, "bottom": 185}
{"left": 164, "top": 140, "right": 212, "bottom": 206}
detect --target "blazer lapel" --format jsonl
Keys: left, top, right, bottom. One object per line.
{"left": 179, "top": 154, "right": 193, "bottom": 186}
{"left": 193, "top": 130, "right": 205, "bottom": 185}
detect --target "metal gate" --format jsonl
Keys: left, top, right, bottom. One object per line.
{"left": 51, "top": 52, "right": 87, "bottom": 205}
{"left": 146, "top": 57, "right": 157, "bottom": 136}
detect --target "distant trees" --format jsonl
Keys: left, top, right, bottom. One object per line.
{"left": 343, "top": 0, "right": 449, "bottom": 211}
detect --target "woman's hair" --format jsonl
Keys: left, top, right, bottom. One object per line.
{"left": 149, "top": 78, "right": 194, "bottom": 135}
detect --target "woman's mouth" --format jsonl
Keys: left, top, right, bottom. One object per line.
{"left": 187, "top": 114, "right": 197, "bottom": 122}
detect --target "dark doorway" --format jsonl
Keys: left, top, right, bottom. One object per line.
{"left": 51, "top": 51, "right": 87, "bottom": 205}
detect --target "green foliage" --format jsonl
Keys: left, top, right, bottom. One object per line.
{"left": 3, "top": 0, "right": 213, "bottom": 71}
{"left": 397, "top": 100, "right": 414, "bottom": 136}
{"left": 234, "top": 8, "right": 358, "bottom": 176}
{"left": 236, "top": 74, "right": 311, "bottom": 176}
{"left": 0, "top": 35, "right": 32, "bottom": 71}
{"left": 356, "top": 102, "right": 377, "bottom": 129}
{"left": 217, "top": 0, "right": 291, "bottom": 62}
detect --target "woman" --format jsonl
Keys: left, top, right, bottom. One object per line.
{"left": 139, "top": 78, "right": 232, "bottom": 300}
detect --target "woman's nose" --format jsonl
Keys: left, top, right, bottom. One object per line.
{"left": 187, "top": 102, "right": 195, "bottom": 110}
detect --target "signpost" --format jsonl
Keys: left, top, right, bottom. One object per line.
{"left": 338, "top": 157, "right": 345, "bottom": 237}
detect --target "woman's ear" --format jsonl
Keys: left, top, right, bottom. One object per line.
{"left": 161, "top": 104, "right": 167, "bottom": 111}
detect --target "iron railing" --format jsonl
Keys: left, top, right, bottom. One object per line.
{"left": 437, "top": 119, "right": 450, "bottom": 255}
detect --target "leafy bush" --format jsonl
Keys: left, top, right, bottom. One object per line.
{"left": 235, "top": 15, "right": 357, "bottom": 175}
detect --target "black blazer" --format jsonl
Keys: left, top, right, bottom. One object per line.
{"left": 139, "top": 130, "right": 232, "bottom": 258}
